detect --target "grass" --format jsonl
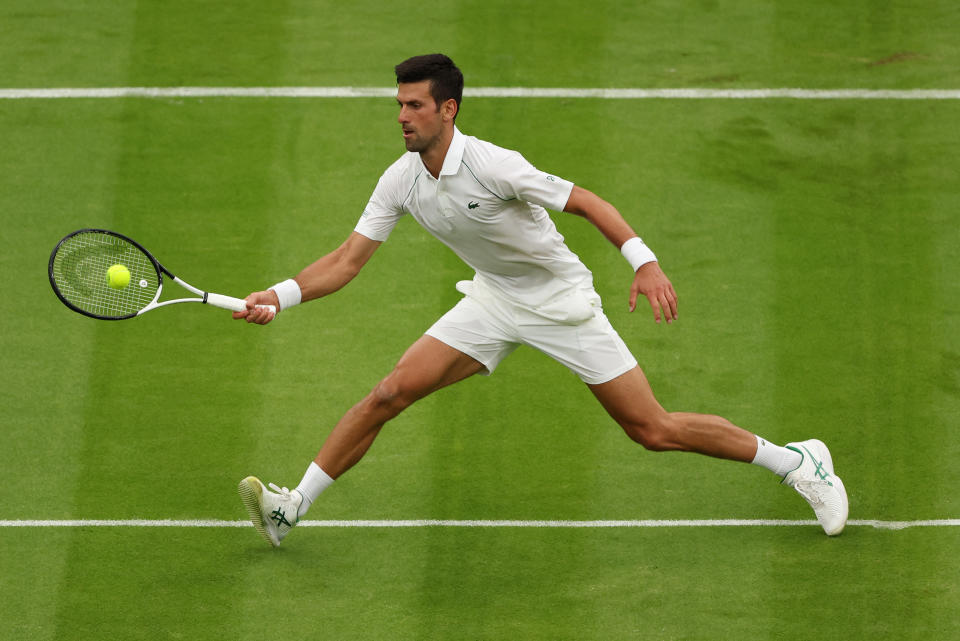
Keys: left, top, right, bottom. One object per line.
{"left": 1, "top": 1, "right": 958, "bottom": 639}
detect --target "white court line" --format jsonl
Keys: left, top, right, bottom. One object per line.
{"left": 0, "top": 87, "right": 959, "bottom": 100}
{"left": 1, "top": 519, "right": 957, "bottom": 530}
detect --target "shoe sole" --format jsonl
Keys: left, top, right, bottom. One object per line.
{"left": 824, "top": 473, "right": 849, "bottom": 536}
{"left": 238, "top": 476, "right": 279, "bottom": 547}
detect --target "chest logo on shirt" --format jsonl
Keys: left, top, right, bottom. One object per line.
{"left": 467, "top": 201, "right": 480, "bottom": 209}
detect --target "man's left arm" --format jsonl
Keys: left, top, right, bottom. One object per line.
{"left": 563, "top": 185, "right": 678, "bottom": 323}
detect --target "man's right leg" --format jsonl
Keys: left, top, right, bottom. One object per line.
{"left": 239, "top": 335, "right": 484, "bottom": 546}
{"left": 316, "top": 335, "right": 486, "bottom": 478}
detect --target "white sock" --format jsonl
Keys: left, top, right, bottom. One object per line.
{"left": 751, "top": 435, "right": 802, "bottom": 477}
{"left": 294, "top": 462, "right": 335, "bottom": 518}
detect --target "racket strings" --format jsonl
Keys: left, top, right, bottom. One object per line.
{"left": 51, "top": 232, "right": 160, "bottom": 318}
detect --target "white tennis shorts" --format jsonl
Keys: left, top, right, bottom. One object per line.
{"left": 425, "top": 280, "right": 637, "bottom": 385}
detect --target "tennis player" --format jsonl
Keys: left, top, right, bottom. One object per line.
{"left": 235, "top": 54, "right": 848, "bottom": 546}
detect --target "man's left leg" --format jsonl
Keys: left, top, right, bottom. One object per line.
{"left": 587, "top": 366, "right": 849, "bottom": 535}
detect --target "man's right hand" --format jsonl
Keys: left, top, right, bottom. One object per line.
{"left": 232, "top": 290, "right": 280, "bottom": 324}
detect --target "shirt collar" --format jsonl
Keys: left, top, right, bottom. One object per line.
{"left": 438, "top": 126, "right": 465, "bottom": 177}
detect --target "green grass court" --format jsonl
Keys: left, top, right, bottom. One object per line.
{"left": 2, "top": 1, "right": 959, "bottom": 639}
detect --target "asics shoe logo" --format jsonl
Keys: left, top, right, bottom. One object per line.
{"left": 270, "top": 508, "right": 292, "bottom": 528}
{"left": 802, "top": 446, "right": 831, "bottom": 482}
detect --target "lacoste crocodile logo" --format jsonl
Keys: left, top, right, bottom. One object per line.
{"left": 468, "top": 201, "right": 480, "bottom": 209}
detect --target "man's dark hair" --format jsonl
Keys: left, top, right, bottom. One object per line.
{"left": 395, "top": 54, "right": 463, "bottom": 118}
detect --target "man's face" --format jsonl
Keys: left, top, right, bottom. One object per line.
{"left": 396, "top": 80, "right": 445, "bottom": 154}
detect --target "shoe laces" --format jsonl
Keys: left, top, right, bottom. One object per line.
{"left": 268, "top": 483, "right": 295, "bottom": 501}
{"left": 794, "top": 479, "right": 830, "bottom": 507}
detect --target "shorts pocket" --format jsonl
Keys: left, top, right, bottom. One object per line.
{"left": 527, "top": 288, "right": 597, "bottom": 325}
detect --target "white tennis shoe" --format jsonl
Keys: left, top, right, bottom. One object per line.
{"left": 782, "top": 439, "right": 849, "bottom": 536}
{"left": 238, "top": 476, "right": 303, "bottom": 547}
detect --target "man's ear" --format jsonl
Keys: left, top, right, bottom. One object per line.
{"left": 441, "top": 98, "right": 459, "bottom": 122}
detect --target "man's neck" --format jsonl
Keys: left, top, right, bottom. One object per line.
{"left": 421, "top": 127, "right": 455, "bottom": 179}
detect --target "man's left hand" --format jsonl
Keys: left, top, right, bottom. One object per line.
{"left": 629, "top": 262, "right": 678, "bottom": 324}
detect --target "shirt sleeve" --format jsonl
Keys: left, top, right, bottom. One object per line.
{"left": 354, "top": 162, "right": 407, "bottom": 242}
{"left": 483, "top": 151, "right": 575, "bottom": 212}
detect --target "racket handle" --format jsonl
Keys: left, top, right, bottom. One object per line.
{"left": 206, "top": 292, "right": 277, "bottom": 315}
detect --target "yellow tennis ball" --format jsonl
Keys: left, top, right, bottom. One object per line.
{"left": 106, "top": 264, "right": 131, "bottom": 289}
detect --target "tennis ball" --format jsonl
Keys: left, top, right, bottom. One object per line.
{"left": 106, "top": 264, "right": 131, "bottom": 289}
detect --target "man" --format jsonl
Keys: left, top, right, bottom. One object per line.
{"left": 235, "top": 54, "right": 848, "bottom": 546}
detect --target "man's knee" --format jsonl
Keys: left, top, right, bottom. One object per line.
{"left": 365, "top": 373, "right": 423, "bottom": 416}
{"left": 622, "top": 413, "right": 678, "bottom": 451}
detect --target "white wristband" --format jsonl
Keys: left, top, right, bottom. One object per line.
{"left": 270, "top": 278, "right": 302, "bottom": 311}
{"left": 620, "top": 237, "right": 657, "bottom": 272}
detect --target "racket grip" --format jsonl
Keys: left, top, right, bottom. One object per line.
{"left": 206, "top": 292, "right": 277, "bottom": 315}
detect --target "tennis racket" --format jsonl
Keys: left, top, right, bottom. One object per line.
{"left": 48, "top": 228, "right": 274, "bottom": 320}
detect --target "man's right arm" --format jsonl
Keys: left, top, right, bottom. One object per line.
{"left": 234, "top": 231, "right": 381, "bottom": 325}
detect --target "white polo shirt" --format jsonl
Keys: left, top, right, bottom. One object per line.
{"left": 355, "top": 127, "right": 596, "bottom": 310}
